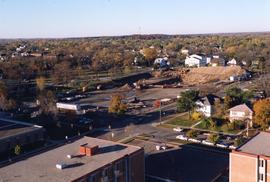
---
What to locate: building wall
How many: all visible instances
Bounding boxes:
[267,160,270,180]
[229,111,253,122]
[74,149,145,182]
[0,128,44,154]
[129,149,145,182]
[196,101,212,117]
[230,152,257,182]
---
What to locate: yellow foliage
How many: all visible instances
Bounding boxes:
[191,112,202,121]
[36,76,45,91]
[253,99,270,127]
[108,95,127,114]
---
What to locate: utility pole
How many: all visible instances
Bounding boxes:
[159,102,162,123]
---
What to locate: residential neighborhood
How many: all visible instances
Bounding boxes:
[0,1,270,182]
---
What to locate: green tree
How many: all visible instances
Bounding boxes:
[14,145,21,155]
[224,87,253,109]
[177,90,199,117]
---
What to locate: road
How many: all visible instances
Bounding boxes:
[89,102,180,143]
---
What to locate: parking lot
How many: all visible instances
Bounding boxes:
[145,145,229,182]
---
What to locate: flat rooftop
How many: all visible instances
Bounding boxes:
[237,132,270,156]
[0,118,43,139]
[0,136,142,182]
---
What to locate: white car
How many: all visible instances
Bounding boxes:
[202,140,214,146]
[173,127,183,132]
[176,135,188,141]
[188,138,200,143]
[156,145,167,151]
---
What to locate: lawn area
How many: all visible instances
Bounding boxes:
[166,113,200,127]
[194,121,242,134]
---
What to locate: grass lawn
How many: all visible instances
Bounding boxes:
[166,113,200,127]
[195,121,242,134]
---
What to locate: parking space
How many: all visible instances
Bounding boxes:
[145,145,229,182]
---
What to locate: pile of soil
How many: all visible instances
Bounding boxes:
[119,83,133,91]
[182,66,246,84]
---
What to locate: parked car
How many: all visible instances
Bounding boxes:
[173,127,183,132]
[176,135,188,141]
[202,140,214,146]
[156,144,168,151]
[78,117,93,125]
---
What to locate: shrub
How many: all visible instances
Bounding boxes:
[186,130,197,138]
[191,112,202,121]
[208,134,219,143]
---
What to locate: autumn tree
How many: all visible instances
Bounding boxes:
[36,76,46,91]
[52,62,72,84]
[214,99,224,118]
[142,47,157,66]
[108,95,127,115]
[253,99,270,128]
[0,81,16,111]
[38,90,57,115]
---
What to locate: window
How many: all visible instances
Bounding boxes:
[259,173,264,181]
[259,159,264,167]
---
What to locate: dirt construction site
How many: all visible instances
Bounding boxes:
[156,65,246,85]
[78,66,247,109]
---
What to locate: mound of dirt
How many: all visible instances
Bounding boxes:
[119,83,133,91]
[182,66,246,84]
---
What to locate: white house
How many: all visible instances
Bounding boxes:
[229,103,253,122]
[185,54,207,67]
[195,94,221,117]
[181,49,189,55]
[227,58,237,66]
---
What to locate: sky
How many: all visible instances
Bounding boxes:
[0,0,270,38]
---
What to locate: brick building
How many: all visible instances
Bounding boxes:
[230,132,270,182]
[0,136,145,182]
[0,118,45,155]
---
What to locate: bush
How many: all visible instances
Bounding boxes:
[186,130,197,138]
[201,119,211,128]
[208,134,219,143]
[191,112,202,121]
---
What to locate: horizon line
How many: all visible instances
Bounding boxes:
[1,30,270,40]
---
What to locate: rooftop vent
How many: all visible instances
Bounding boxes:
[79,143,99,156]
[56,163,67,170]
[66,154,73,159]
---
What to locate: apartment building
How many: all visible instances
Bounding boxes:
[0,136,144,182]
[230,132,270,182]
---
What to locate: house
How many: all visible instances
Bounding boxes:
[181,49,189,55]
[185,54,207,67]
[229,103,253,122]
[227,58,237,66]
[0,136,145,182]
[195,94,221,117]
[210,56,226,67]
[230,132,270,182]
